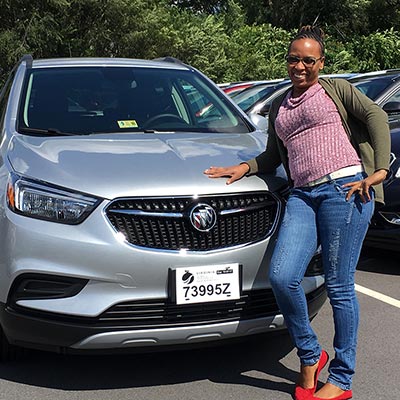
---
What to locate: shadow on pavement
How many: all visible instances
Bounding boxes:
[0,332,296,395]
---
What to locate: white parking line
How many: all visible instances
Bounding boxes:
[355,284,400,308]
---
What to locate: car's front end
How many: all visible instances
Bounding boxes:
[0,56,326,357]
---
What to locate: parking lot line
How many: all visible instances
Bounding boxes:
[355,284,400,308]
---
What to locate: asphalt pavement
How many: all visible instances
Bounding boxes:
[0,248,398,400]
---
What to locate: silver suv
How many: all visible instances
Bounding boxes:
[0,55,326,360]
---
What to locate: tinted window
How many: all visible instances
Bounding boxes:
[232,85,279,112]
[18,67,252,135]
[353,76,397,100]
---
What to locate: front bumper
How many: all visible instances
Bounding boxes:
[0,285,326,353]
[0,189,326,354]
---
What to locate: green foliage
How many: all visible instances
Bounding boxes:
[0,0,400,87]
[226,24,291,81]
[367,0,400,32]
[349,29,400,71]
[323,36,354,73]
[165,11,231,82]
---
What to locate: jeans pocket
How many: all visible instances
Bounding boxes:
[332,172,365,196]
[332,181,350,196]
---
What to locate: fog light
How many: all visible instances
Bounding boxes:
[8,274,88,305]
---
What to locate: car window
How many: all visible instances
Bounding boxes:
[18,67,252,135]
[353,76,396,100]
[381,85,400,128]
[383,86,400,103]
[232,85,278,112]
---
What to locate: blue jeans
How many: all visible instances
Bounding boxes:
[269,172,374,390]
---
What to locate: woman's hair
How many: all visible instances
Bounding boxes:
[288,25,325,56]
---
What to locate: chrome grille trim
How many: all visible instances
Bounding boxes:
[109,209,184,218]
[105,192,281,251]
[219,201,275,215]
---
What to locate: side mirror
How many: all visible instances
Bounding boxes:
[258,103,270,117]
[249,113,268,133]
[382,102,400,113]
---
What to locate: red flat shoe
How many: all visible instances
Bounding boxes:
[294,350,329,400]
[313,389,352,400]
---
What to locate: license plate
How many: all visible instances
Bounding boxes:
[174,263,241,305]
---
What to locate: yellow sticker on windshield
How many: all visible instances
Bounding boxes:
[117,120,138,128]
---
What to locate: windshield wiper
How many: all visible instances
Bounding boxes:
[18,127,78,136]
[83,129,168,135]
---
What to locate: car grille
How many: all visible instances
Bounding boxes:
[105,192,280,251]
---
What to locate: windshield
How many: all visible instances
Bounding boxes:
[18,66,252,135]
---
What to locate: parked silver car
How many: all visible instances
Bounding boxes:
[0,56,326,360]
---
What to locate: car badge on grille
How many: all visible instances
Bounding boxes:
[189,204,217,232]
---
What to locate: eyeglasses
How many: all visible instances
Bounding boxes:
[285,55,324,67]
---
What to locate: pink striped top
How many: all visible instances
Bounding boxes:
[274,83,361,187]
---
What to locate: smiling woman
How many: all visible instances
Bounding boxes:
[285,26,325,97]
[204,25,391,400]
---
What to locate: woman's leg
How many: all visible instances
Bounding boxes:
[269,189,321,366]
[316,174,374,392]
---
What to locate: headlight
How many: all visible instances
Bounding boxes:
[7,175,100,224]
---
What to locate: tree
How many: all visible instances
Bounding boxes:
[168,0,229,14]
[367,0,400,32]
[0,0,400,87]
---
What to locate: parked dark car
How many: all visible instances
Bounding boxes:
[349,70,400,129]
[364,127,400,251]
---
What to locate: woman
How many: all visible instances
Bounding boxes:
[204,26,390,400]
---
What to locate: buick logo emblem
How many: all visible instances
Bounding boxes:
[189,204,217,232]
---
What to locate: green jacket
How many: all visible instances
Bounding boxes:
[246,77,391,204]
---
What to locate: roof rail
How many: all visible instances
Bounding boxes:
[20,54,33,69]
[153,56,185,65]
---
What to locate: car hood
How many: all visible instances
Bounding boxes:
[8,132,283,199]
